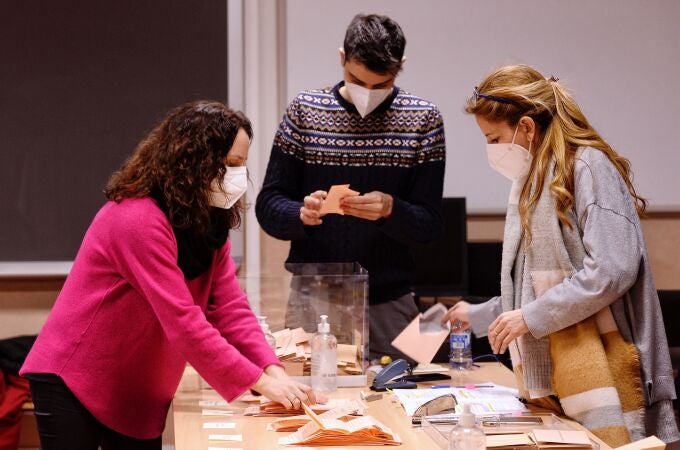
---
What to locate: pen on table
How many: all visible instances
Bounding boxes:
[431,384,495,389]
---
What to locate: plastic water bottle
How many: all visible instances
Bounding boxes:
[257,316,277,351]
[311,315,337,392]
[449,328,472,370]
[448,403,485,450]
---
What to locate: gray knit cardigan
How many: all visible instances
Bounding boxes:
[469,148,679,442]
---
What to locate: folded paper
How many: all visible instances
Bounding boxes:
[319,184,360,215]
[278,402,400,446]
[391,303,450,364]
[244,398,362,417]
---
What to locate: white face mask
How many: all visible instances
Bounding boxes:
[209,165,247,209]
[344,82,392,118]
[486,125,533,181]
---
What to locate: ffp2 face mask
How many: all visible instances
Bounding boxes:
[209,165,247,209]
[486,125,533,181]
[344,82,392,118]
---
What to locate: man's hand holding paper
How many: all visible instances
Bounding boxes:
[317,184,360,216]
[340,190,393,221]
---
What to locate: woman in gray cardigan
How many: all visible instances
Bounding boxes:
[444,64,678,445]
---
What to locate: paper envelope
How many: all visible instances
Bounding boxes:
[319,184,360,215]
[391,303,450,364]
[532,429,592,446]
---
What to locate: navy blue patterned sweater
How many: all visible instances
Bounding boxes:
[256,82,446,303]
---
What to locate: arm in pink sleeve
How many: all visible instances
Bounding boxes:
[106,204,264,401]
[206,241,282,370]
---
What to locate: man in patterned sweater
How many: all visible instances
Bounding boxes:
[256,14,446,362]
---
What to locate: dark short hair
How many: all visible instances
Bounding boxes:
[343,14,406,77]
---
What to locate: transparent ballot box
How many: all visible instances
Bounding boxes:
[239,262,369,388]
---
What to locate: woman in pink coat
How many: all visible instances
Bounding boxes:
[21,101,315,449]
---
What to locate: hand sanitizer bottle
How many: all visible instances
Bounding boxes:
[257,315,277,351]
[448,404,485,450]
[311,315,337,392]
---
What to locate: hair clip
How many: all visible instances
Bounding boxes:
[548,75,559,83]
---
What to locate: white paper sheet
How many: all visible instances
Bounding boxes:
[392,383,528,416]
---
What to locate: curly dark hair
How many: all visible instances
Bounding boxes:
[105,100,252,233]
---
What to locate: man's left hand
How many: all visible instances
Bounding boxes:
[488,309,529,354]
[340,191,393,221]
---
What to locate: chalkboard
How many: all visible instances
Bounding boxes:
[285,0,680,213]
[0,1,228,261]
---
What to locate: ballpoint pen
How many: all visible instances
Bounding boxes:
[431,384,495,389]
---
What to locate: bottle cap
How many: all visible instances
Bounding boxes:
[318,315,330,333]
[459,403,476,428]
[257,315,271,333]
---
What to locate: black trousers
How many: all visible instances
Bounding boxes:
[28,376,162,450]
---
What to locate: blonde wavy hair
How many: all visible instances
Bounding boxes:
[465,64,646,240]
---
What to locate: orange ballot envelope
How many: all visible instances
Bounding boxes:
[277,402,401,446]
[319,184,360,215]
[268,400,365,432]
[391,303,450,364]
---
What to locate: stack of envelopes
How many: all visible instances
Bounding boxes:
[243,398,364,418]
[267,400,365,432]
[272,327,362,375]
[485,429,594,450]
[277,402,401,446]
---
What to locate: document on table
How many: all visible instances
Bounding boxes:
[208,434,243,441]
[203,422,236,429]
[531,429,592,448]
[202,409,235,416]
[198,399,228,407]
[486,433,534,448]
[392,383,528,416]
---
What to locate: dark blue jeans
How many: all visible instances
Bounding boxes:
[28,375,162,450]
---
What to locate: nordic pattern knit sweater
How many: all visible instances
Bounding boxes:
[256,82,446,302]
[21,198,280,439]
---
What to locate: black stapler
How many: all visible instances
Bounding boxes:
[370,359,417,391]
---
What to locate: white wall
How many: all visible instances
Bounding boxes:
[285,0,680,212]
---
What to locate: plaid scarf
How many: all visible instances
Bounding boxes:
[500,161,645,446]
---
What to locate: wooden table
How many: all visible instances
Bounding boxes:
[173,363,610,450]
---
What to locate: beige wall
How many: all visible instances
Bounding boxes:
[468,213,680,290]
[0,279,63,340]
[2,214,678,341]
[258,214,680,291]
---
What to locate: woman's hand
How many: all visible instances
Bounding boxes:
[300,190,327,226]
[488,309,529,354]
[251,365,317,409]
[441,301,471,330]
